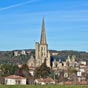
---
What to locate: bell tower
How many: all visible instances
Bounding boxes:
[35,17,50,67]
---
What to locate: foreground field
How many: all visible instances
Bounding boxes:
[0,85,88,88]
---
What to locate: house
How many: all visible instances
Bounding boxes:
[51,52,58,56]
[26,51,31,55]
[21,50,26,55]
[5,75,26,85]
[34,77,55,85]
[14,50,26,56]
[14,51,20,56]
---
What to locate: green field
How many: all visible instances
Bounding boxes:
[0,85,88,88]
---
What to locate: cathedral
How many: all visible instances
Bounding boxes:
[27,18,77,70]
[27,18,51,68]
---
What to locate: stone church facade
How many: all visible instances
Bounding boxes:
[27,18,77,70]
[27,18,51,68]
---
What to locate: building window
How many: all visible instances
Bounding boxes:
[15,80,20,85]
[44,48,46,51]
[41,47,43,51]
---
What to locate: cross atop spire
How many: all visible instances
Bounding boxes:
[40,17,47,44]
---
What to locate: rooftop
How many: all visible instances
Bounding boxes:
[5,75,26,79]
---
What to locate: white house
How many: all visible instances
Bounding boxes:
[21,50,26,55]
[14,51,20,56]
[77,72,82,77]
[5,75,26,85]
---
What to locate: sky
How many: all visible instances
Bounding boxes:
[0,0,88,51]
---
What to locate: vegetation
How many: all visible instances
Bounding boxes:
[0,49,34,64]
[0,49,88,64]
[54,50,88,61]
[16,64,34,84]
[0,85,88,88]
[0,64,18,77]
[34,62,51,79]
[68,67,77,74]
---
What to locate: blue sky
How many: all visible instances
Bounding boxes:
[0,0,88,51]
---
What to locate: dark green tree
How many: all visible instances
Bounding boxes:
[16,64,34,84]
[0,64,18,77]
[34,62,51,79]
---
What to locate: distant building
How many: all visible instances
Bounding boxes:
[35,18,51,67]
[14,51,20,56]
[14,50,26,56]
[34,77,55,85]
[27,18,51,68]
[26,51,31,55]
[5,75,26,85]
[21,50,26,55]
[27,55,35,68]
[80,61,86,68]
[52,55,77,70]
[51,52,58,56]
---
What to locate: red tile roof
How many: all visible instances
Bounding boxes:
[36,77,55,83]
[5,75,26,79]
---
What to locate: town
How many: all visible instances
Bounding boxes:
[0,18,88,86]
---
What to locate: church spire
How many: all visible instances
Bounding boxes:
[40,17,47,44]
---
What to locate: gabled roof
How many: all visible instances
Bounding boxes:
[36,77,55,83]
[5,75,26,79]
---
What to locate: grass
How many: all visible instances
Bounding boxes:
[0,85,88,88]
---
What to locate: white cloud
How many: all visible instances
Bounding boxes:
[0,0,37,11]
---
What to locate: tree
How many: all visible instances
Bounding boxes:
[16,64,34,84]
[34,62,51,79]
[0,64,18,77]
[68,67,77,75]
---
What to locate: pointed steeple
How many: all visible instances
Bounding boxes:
[40,17,47,44]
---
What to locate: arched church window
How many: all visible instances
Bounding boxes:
[41,47,43,51]
[44,47,45,50]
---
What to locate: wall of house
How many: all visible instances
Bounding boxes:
[5,78,16,85]
[5,78,26,85]
[20,79,26,85]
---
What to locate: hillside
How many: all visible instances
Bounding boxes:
[0,49,88,64]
